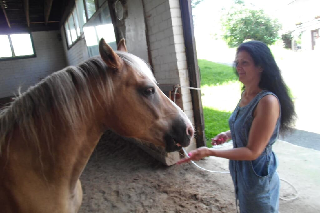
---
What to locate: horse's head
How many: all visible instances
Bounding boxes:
[98,39,194,152]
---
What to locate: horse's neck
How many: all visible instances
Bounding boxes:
[2,114,103,192]
[55,122,103,187]
[0,101,106,212]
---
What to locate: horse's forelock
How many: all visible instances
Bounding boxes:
[116,52,156,83]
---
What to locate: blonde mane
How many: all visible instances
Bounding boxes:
[0,57,114,154]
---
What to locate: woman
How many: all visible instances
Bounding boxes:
[178,40,295,213]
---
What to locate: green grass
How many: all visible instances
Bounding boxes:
[199,59,240,147]
[203,107,232,147]
[198,59,238,87]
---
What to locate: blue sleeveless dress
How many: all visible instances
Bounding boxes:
[228,90,280,213]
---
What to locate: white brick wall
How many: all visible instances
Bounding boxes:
[143,0,194,119]
[0,31,67,98]
[143,0,196,153]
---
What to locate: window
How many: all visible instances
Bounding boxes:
[85,0,96,19]
[65,0,91,48]
[75,0,86,33]
[0,33,35,59]
[64,0,116,49]
[73,10,81,37]
[68,14,78,43]
[83,3,116,57]
[65,22,73,46]
[98,0,106,8]
[0,35,12,58]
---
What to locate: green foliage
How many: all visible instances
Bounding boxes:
[191,0,204,8]
[234,0,245,4]
[198,59,238,87]
[281,32,293,49]
[221,6,281,47]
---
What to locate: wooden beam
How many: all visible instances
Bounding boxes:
[180,0,206,147]
[0,1,11,28]
[23,0,30,27]
[44,0,53,25]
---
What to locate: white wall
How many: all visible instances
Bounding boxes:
[0,31,67,98]
[125,0,149,62]
[143,0,194,124]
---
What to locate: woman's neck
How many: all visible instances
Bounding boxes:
[243,85,262,97]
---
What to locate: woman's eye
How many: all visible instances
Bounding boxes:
[144,87,155,96]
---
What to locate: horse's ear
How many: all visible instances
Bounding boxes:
[99,38,123,70]
[117,39,127,52]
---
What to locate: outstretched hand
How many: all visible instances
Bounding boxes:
[177,147,210,165]
[211,132,229,146]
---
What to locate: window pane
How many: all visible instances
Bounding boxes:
[85,0,96,19]
[96,24,116,44]
[98,0,106,8]
[0,35,12,57]
[76,0,87,31]
[65,22,72,46]
[83,26,98,46]
[10,34,34,56]
[68,14,77,42]
[73,10,81,36]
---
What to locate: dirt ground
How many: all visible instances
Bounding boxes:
[79,132,320,213]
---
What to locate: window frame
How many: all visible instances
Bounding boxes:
[0,33,36,61]
[64,11,83,49]
[63,0,111,50]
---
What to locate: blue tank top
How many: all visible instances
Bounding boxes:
[228,90,280,213]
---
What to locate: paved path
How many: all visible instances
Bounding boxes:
[280,128,320,151]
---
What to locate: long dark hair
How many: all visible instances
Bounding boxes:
[236,40,296,134]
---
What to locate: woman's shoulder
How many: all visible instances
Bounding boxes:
[256,94,280,115]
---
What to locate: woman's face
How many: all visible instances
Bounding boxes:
[235,50,262,85]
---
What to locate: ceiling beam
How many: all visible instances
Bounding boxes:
[44,0,53,25]
[0,1,11,28]
[23,0,30,27]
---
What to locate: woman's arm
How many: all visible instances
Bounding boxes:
[178,95,280,164]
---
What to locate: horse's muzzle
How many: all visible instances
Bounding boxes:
[164,117,193,152]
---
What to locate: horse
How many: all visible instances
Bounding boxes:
[0,38,194,213]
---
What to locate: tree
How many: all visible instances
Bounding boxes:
[191,0,203,8]
[221,6,281,47]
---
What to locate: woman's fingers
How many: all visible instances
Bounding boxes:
[177,157,192,165]
[212,137,224,145]
[177,148,208,165]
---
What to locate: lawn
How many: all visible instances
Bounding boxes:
[198,59,242,147]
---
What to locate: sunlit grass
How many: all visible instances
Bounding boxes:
[198,59,238,86]
[203,107,232,147]
[199,59,242,147]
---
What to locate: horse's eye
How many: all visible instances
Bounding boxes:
[143,87,155,96]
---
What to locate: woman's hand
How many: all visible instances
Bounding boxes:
[177,147,211,165]
[211,131,230,146]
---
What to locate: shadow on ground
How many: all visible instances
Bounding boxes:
[280,128,320,151]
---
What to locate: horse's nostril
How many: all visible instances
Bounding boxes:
[187,126,194,138]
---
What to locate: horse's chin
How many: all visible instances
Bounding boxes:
[164,134,190,152]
